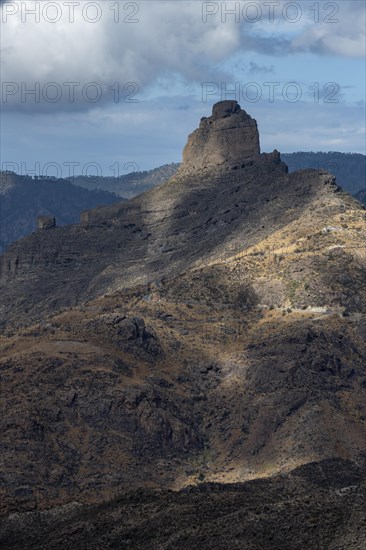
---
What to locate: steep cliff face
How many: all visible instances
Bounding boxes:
[181,100,260,172]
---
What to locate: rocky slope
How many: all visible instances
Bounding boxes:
[2,139,364,329]
[1,458,365,549]
[0,101,365,544]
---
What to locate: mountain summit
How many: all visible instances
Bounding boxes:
[181,100,260,172]
[0,103,365,524]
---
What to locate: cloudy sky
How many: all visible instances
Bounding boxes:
[1,0,365,177]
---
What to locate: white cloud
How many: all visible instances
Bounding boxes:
[291,1,366,58]
[1,1,240,111]
[1,1,364,113]
[0,0,364,170]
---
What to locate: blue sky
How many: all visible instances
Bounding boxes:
[1,0,365,176]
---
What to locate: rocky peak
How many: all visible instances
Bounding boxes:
[180,100,260,172]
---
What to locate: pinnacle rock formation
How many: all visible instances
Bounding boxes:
[181,100,260,172]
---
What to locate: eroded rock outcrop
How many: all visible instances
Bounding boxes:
[181,100,260,172]
[37,216,56,230]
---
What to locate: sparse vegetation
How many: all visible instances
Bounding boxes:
[1,104,365,547]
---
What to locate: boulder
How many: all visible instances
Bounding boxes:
[117,317,145,340]
[37,216,56,230]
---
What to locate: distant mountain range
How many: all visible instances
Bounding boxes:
[67,163,179,197]
[281,152,366,195]
[68,153,366,198]
[0,172,122,253]
[0,164,178,251]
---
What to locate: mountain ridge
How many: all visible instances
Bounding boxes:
[2,151,363,253]
[0,102,365,529]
